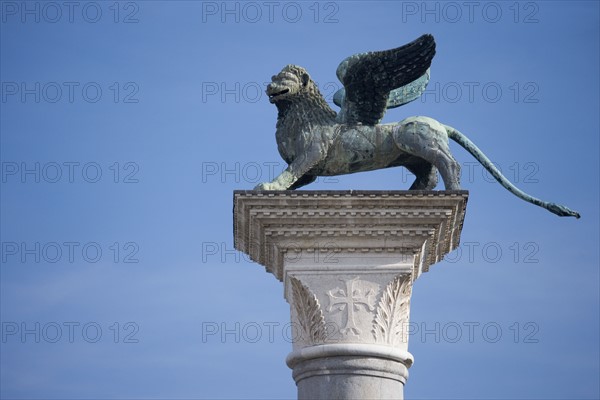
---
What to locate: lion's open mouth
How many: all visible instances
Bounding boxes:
[268,88,289,100]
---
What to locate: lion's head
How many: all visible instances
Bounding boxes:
[266,65,312,103]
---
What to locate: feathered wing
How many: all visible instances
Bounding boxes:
[333,69,431,111]
[386,68,431,109]
[335,34,436,125]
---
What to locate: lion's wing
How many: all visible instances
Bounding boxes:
[335,34,436,125]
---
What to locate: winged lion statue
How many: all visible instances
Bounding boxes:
[253,34,580,218]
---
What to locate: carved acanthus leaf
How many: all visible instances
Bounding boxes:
[291,276,327,344]
[372,274,412,345]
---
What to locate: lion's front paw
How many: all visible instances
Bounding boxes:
[254,182,275,191]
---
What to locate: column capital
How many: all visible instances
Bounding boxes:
[234,190,468,281]
[233,190,469,399]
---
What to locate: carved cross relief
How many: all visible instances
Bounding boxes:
[327,277,377,336]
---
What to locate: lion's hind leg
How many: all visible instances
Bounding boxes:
[393,117,461,190]
[406,163,438,190]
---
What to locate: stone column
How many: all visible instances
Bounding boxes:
[234,190,468,400]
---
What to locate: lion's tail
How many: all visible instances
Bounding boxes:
[444,124,580,218]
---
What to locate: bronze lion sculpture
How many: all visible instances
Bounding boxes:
[254,34,580,218]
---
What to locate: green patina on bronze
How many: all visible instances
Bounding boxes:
[254,34,580,218]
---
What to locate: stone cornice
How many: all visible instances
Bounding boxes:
[233,190,468,281]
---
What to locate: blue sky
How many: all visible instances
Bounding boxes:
[1,1,598,399]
